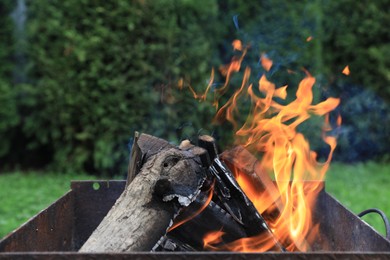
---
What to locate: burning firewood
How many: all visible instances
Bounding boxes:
[220,145,284,223]
[154,135,284,252]
[197,135,284,251]
[79,134,208,252]
[80,133,285,252]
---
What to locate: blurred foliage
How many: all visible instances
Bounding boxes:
[0,82,19,157]
[0,0,18,158]
[321,1,390,162]
[218,0,324,83]
[7,0,220,174]
[334,84,390,162]
[0,0,14,79]
[0,1,389,174]
[322,0,390,101]
[206,0,328,151]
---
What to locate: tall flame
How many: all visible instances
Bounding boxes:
[182,39,340,252]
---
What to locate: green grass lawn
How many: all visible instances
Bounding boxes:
[0,162,389,241]
[0,171,98,238]
[326,161,390,237]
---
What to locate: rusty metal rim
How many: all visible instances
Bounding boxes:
[2,251,390,257]
[2,180,390,254]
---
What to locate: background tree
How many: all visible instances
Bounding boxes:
[322,0,390,161]
[0,0,19,160]
[11,0,219,174]
[0,0,388,174]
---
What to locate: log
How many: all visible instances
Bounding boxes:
[198,135,219,161]
[127,132,174,187]
[154,191,249,251]
[79,135,207,252]
[197,136,281,229]
[126,131,141,186]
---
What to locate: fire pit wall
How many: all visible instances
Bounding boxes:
[0,180,389,254]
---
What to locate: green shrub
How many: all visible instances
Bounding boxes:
[0,0,14,79]
[322,0,390,102]
[21,0,220,174]
[0,0,18,159]
[1,1,389,173]
[0,82,19,158]
[334,84,390,162]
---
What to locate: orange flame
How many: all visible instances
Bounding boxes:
[260,53,273,72]
[215,40,248,108]
[217,44,339,251]
[168,180,215,232]
[222,69,339,251]
[182,40,340,252]
[178,69,215,101]
[232,39,243,51]
[203,230,225,250]
[204,230,282,252]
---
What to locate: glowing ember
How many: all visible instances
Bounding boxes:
[203,230,282,252]
[180,39,340,252]
[342,65,350,75]
[260,53,273,72]
[203,230,225,250]
[232,39,243,51]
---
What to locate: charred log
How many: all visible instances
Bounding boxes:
[154,190,248,251]
[198,135,219,161]
[79,135,207,252]
[81,134,285,252]
[209,158,285,251]
[198,136,284,251]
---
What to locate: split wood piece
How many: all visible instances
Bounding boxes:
[154,187,248,251]
[179,139,210,161]
[126,133,174,187]
[208,158,285,251]
[181,139,212,168]
[220,145,284,223]
[126,132,141,186]
[137,133,173,161]
[80,142,207,252]
[198,136,284,251]
[198,135,219,161]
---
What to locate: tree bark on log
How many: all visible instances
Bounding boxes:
[79,136,207,252]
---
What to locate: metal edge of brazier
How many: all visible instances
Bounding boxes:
[1,179,390,255]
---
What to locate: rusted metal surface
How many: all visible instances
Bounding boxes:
[0,190,74,252]
[1,252,390,259]
[1,180,390,257]
[0,180,124,252]
[71,180,125,250]
[311,189,390,251]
